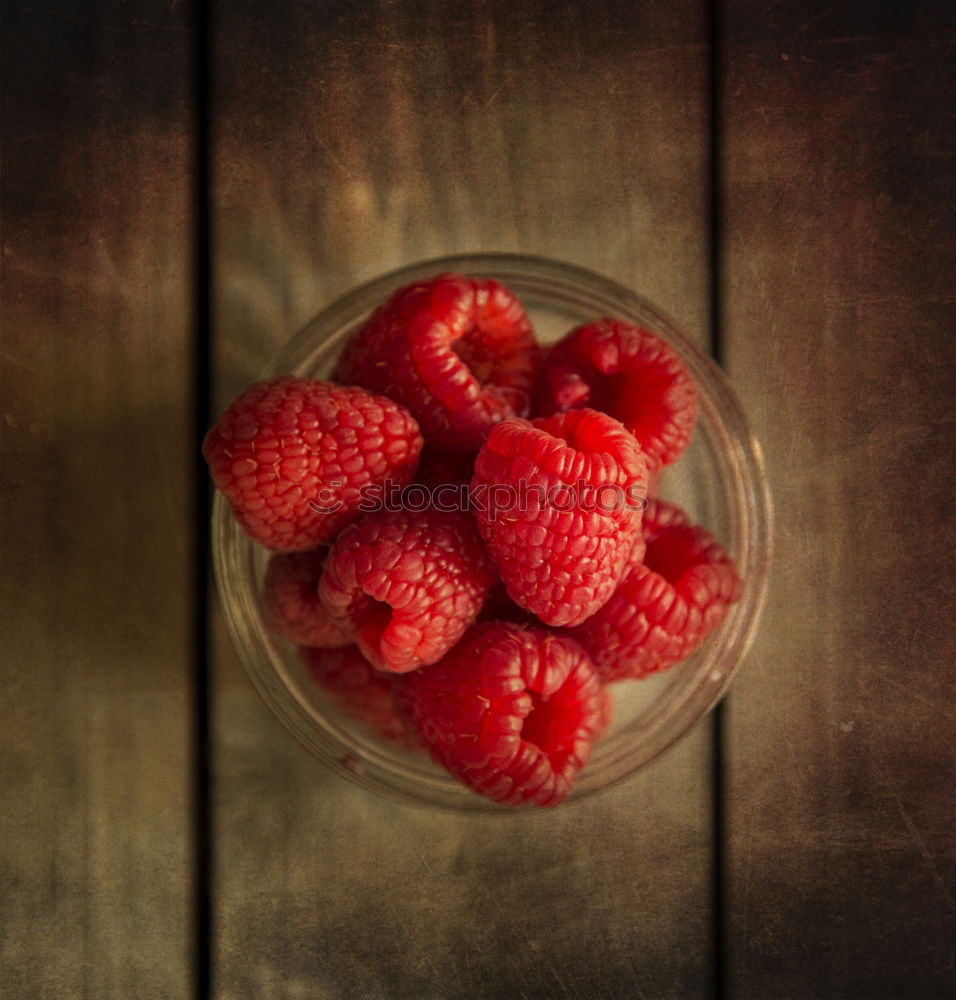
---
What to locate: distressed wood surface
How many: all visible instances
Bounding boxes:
[0,3,195,997]
[4,1,954,997]
[210,2,716,997]
[719,2,956,997]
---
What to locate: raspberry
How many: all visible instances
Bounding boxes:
[568,498,742,681]
[262,549,351,648]
[626,527,649,570]
[203,377,423,551]
[539,319,698,471]
[300,645,418,748]
[333,273,540,451]
[318,509,497,674]
[394,623,608,806]
[471,408,648,627]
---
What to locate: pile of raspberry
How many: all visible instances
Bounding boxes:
[204,273,741,807]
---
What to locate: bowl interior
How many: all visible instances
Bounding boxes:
[212,253,772,810]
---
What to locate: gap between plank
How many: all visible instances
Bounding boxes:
[192,0,213,996]
[708,2,728,999]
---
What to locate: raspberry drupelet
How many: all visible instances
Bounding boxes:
[318,508,497,674]
[300,645,419,749]
[333,273,540,451]
[203,377,423,551]
[471,407,649,627]
[568,498,742,681]
[394,622,609,807]
[262,549,351,649]
[539,318,698,471]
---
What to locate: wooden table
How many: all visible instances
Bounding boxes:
[3,2,953,997]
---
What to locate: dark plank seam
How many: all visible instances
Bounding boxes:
[708,2,727,999]
[193,0,213,996]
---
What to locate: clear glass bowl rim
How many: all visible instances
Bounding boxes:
[211,252,773,812]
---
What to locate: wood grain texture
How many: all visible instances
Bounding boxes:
[0,3,195,996]
[6,0,953,995]
[210,2,715,997]
[719,2,956,997]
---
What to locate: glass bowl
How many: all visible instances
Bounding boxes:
[212,253,772,810]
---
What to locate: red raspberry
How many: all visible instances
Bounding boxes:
[333,273,540,451]
[203,377,423,551]
[470,408,648,628]
[626,528,649,570]
[394,623,608,807]
[262,549,351,648]
[539,319,698,471]
[318,509,497,674]
[300,645,418,749]
[568,498,742,681]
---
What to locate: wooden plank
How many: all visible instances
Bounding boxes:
[0,4,195,996]
[210,1,716,997]
[719,2,956,996]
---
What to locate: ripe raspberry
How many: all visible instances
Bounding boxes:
[471,408,648,627]
[318,509,497,674]
[262,549,351,648]
[300,645,419,749]
[539,319,698,471]
[568,498,742,681]
[394,623,608,807]
[626,527,649,570]
[203,377,423,551]
[333,273,540,451]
